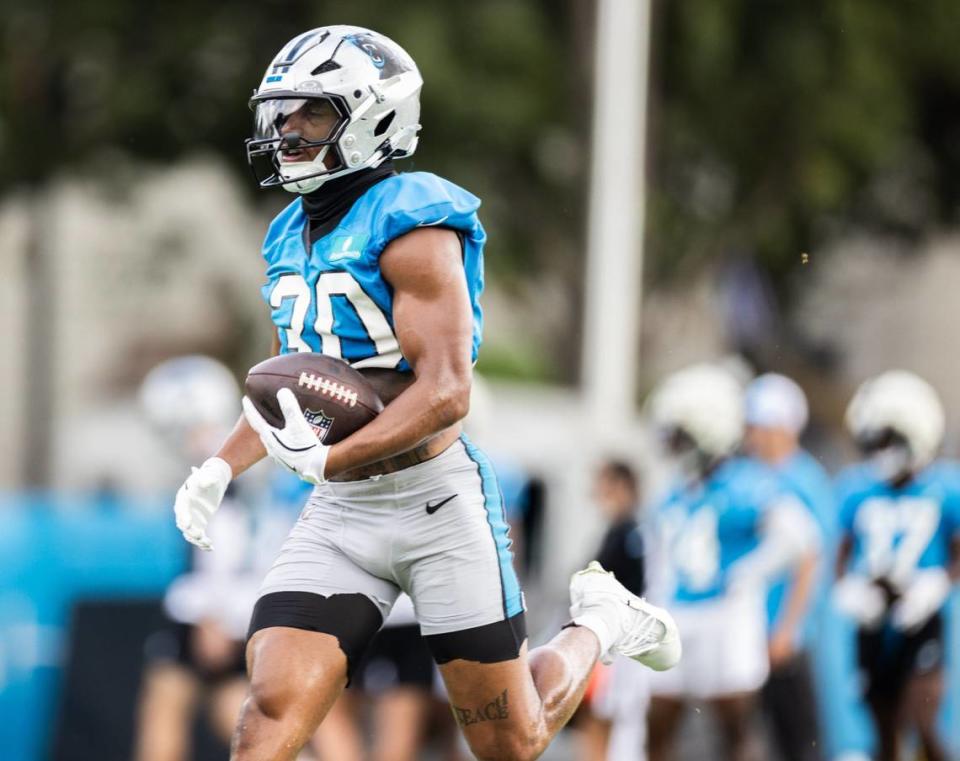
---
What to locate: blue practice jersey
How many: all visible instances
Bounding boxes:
[260,172,486,370]
[656,456,786,603]
[836,459,960,583]
[764,449,834,638]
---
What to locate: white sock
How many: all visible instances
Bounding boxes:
[571,612,616,657]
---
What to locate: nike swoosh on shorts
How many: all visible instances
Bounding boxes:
[425,493,458,514]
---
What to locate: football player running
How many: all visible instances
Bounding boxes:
[644,364,819,761]
[833,371,960,761]
[743,374,830,761]
[171,26,679,761]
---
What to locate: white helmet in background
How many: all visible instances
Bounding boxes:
[845,370,944,472]
[140,356,240,461]
[647,363,745,465]
[247,26,422,193]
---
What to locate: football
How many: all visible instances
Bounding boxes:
[244,353,384,445]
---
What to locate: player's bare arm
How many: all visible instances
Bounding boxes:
[323,225,473,479]
[769,549,818,665]
[209,417,266,480]
[950,536,960,581]
[835,534,853,579]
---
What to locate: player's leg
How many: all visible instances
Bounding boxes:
[230,489,400,761]
[900,615,948,761]
[403,439,677,760]
[209,676,250,746]
[711,693,762,761]
[646,697,686,761]
[856,625,902,761]
[370,686,432,761]
[438,627,601,761]
[232,627,351,760]
[905,669,946,761]
[760,653,823,761]
[573,664,613,761]
[405,439,594,759]
[185,619,250,746]
[363,621,437,761]
[133,662,199,761]
[432,579,673,761]
[863,693,899,761]
[575,712,612,761]
[309,687,366,761]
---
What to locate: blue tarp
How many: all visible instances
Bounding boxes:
[0,495,187,761]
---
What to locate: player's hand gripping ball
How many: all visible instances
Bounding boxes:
[243,354,383,483]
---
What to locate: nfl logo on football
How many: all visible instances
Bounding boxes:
[303,408,334,442]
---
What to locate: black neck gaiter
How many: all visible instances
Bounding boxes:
[301,161,397,242]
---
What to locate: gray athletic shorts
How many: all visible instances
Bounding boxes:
[258,436,525,636]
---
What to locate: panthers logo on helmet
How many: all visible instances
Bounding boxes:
[303,408,335,442]
[343,32,409,78]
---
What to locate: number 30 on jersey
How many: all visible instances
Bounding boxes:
[269,272,402,369]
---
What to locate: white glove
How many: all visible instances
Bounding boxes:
[242,388,329,485]
[173,457,232,551]
[891,568,951,633]
[832,574,886,628]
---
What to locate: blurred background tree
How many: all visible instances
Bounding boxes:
[1,0,589,279]
[647,0,960,292]
[2,0,595,384]
[5,0,960,383]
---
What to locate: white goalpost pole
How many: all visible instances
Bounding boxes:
[581,0,652,434]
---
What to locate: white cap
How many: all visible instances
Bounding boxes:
[744,373,809,434]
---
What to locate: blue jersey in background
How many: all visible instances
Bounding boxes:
[764,449,834,643]
[656,456,786,604]
[837,460,960,585]
[261,171,486,369]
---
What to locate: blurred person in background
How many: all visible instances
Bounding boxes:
[743,373,831,761]
[833,371,960,761]
[644,364,820,761]
[350,594,465,761]
[135,356,281,761]
[172,25,680,761]
[574,459,651,761]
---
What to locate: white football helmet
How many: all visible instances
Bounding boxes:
[246,26,422,193]
[647,363,745,465]
[845,370,945,472]
[140,356,240,461]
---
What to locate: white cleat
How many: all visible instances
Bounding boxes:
[570,561,681,671]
